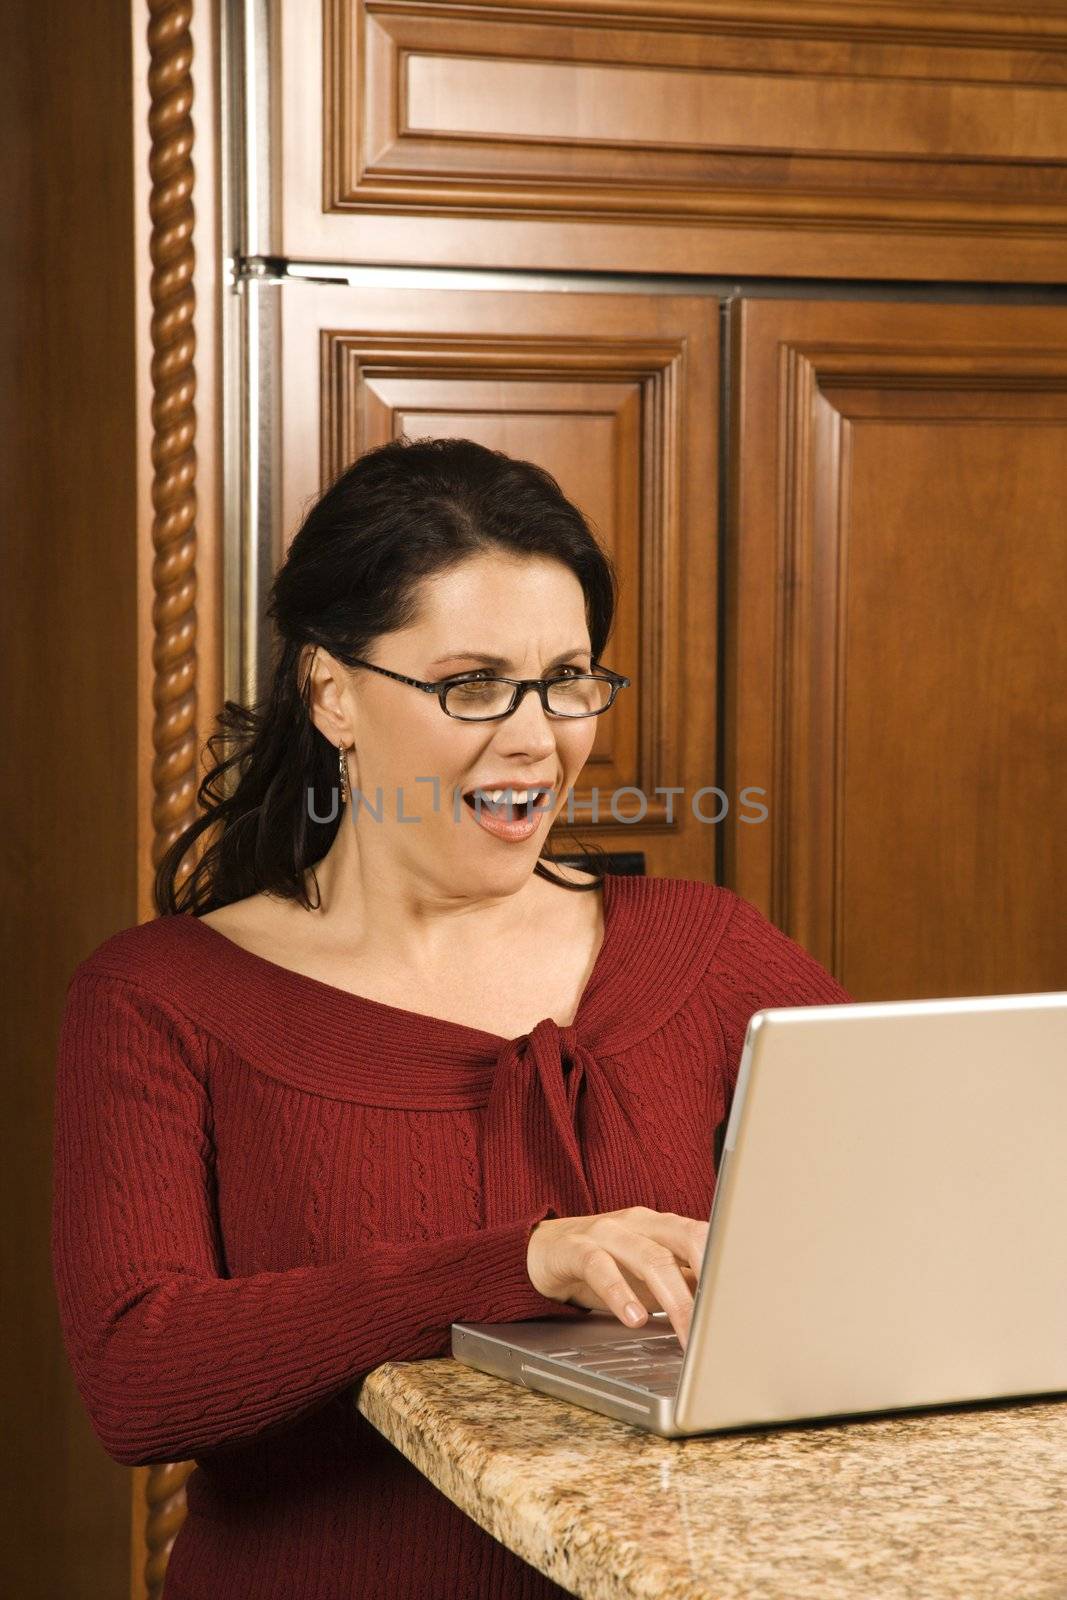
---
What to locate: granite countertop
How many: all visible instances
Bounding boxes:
[355,1360,1067,1599]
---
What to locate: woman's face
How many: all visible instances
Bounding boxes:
[324,552,601,893]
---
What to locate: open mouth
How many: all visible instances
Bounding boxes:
[462,786,553,819]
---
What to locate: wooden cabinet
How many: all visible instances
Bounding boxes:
[724,296,1067,997]
[278,0,1067,280]
[267,277,1067,976]
[278,280,720,879]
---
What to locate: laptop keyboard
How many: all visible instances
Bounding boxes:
[547,1332,685,1396]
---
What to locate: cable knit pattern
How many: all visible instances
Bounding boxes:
[51,873,851,1600]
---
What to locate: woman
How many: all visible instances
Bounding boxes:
[51,437,851,1600]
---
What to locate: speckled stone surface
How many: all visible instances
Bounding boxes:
[355,1360,1067,1599]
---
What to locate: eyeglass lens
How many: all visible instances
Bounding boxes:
[443,675,614,720]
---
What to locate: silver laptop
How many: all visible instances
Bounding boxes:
[452,990,1067,1437]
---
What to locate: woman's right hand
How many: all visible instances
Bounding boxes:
[526,1205,708,1350]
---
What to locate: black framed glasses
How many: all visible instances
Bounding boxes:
[348,657,631,721]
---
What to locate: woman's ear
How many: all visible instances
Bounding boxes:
[303,646,356,749]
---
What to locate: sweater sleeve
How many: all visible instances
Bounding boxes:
[706,889,854,1103]
[50,969,589,1469]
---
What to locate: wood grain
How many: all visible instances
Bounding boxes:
[725,296,1067,997]
[277,0,1067,277]
[282,283,720,881]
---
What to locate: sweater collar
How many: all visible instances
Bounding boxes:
[92,874,734,1110]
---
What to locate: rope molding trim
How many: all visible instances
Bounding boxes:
[148,0,200,874]
[144,0,198,1591]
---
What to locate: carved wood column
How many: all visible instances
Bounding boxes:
[148,0,200,873]
[137,1,200,1594]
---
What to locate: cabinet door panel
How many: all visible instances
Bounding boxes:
[280,284,718,879]
[277,0,1067,280]
[727,297,1067,997]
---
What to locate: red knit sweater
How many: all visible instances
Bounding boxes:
[51,874,851,1600]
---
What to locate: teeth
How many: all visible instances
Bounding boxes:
[479,788,540,803]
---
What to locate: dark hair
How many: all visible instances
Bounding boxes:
[154,436,622,916]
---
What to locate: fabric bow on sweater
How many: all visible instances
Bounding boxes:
[481,1016,661,1226]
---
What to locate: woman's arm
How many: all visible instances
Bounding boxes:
[51,971,586,1468]
[704,888,854,1104]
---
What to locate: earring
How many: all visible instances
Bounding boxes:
[338,743,349,806]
